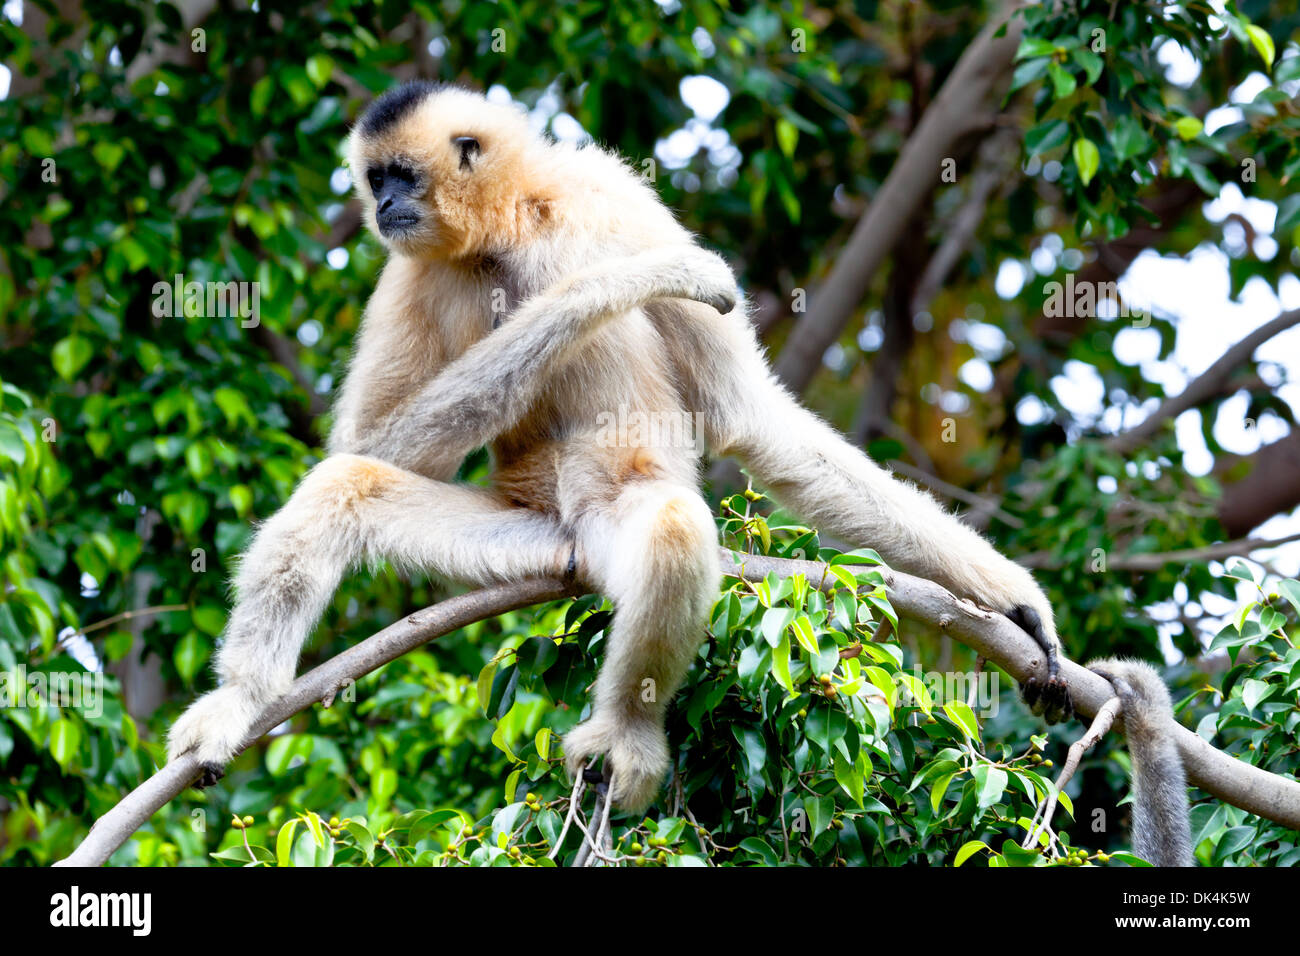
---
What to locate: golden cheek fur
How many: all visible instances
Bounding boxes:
[346,93,547,257]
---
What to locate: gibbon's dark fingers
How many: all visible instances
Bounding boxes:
[1088,658,1194,867]
[1008,604,1073,725]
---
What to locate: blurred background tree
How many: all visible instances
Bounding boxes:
[1,0,1298,866]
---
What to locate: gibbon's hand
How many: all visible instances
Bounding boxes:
[662,246,740,316]
[1005,603,1073,725]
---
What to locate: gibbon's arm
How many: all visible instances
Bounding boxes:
[1088,659,1194,867]
[328,244,737,478]
[646,298,1070,721]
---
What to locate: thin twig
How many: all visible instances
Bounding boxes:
[1023,696,1123,852]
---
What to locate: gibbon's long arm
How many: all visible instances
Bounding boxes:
[1088,659,1194,866]
[646,298,1071,722]
[328,244,737,478]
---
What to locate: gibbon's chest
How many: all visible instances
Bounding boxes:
[489,309,698,515]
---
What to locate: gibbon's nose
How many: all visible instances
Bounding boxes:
[377,195,394,214]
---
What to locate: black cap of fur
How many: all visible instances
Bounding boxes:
[358,80,443,139]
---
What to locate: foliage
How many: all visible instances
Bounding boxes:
[1,0,1298,866]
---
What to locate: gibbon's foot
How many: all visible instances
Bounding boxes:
[166,683,262,772]
[1005,604,1074,725]
[564,716,669,812]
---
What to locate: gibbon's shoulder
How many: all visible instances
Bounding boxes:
[537,136,671,212]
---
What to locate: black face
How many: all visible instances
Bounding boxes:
[368,161,421,237]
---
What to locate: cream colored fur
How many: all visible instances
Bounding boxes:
[169,85,1062,812]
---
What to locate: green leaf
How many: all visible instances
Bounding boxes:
[1224,558,1258,584]
[760,606,795,647]
[790,614,819,655]
[1014,37,1057,61]
[275,820,300,867]
[52,335,93,382]
[775,118,798,158]
[1174,117,1203,141]
[771,635,794,695]
[972,764,1008,809]
[306,54,334,88]
[954,840,989,867]
[476,661,498,712]
[1244,24,1275,69]
[535,727,552,761]
[1071,137,1100,187]
[1240,678,1273,712]
[942,700,981,743]
[1278,579,1300,616]
[1047,61,1076,99]
[930,772,956,814]
[49,718,81,769]
[1025,119,1069,156]
[173,631,210,683]
[371,766,397,805]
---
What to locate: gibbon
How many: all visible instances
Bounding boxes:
[168,82,1071,811]
[1088,659,1194,866]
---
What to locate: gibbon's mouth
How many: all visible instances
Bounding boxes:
[378,214,420,236]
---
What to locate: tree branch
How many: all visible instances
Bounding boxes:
[1218,429,1300,538]
[1018,531,1300,571]
[771,2,1026,394]
[1108,307,1300,456]
[55,547,1300,866]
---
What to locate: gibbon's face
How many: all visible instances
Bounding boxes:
[346,83,537,259]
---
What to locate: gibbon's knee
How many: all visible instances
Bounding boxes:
[607,484,720,615]
[236,455,402,575]
[294,453,402,513]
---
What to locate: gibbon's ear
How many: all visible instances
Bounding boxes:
[454,135,481,171]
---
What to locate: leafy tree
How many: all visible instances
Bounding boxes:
[1,0,1298,866]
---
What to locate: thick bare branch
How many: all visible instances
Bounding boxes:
[771,2,1026,393]
[56,546,1300,866]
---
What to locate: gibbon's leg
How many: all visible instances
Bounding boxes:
[563,480,721,811]
[167,453,574,780]
[338,244,740,478]
[645,299,1071,723]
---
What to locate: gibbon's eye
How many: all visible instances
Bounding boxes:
[366,167,384,193]
[386,162,417,185]
[453,135,481,171]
